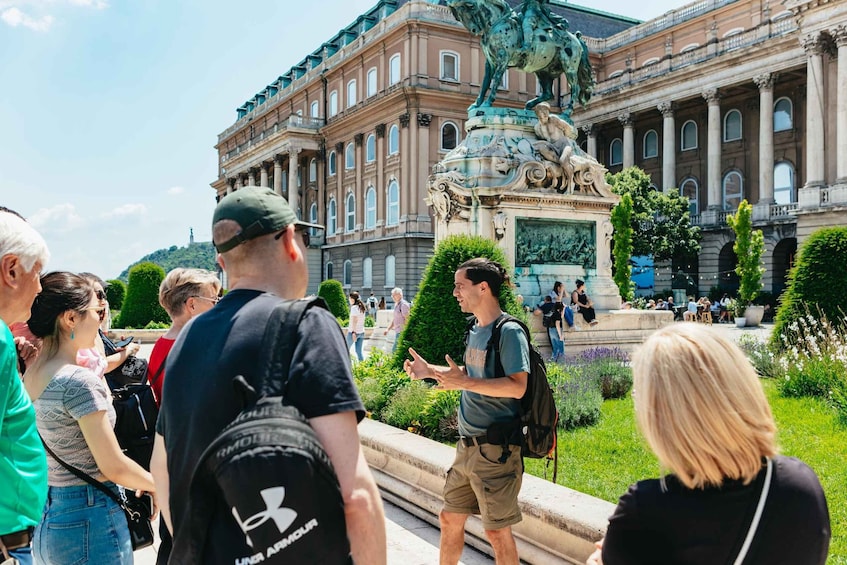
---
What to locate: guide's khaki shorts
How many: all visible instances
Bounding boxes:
[442,441,523,530]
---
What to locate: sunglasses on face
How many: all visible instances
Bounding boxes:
[191,295,220,305]
[274,226,310,247]
[95,289,107,301]
[85,307,107,322]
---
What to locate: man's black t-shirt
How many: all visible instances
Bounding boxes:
[602,455,830,565]
[157,290,365,541]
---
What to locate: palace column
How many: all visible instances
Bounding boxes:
[754,73,775,204]
[247,169,256,187]
[273,155,283,195]
[227,178,235,195]
[260,163,269,188]
[288,148,302,218]
[703,89,722,209]
[235,174,244,189]
[658,102,676,191]
[834,25,847,183]
[619,113,634,168]
[802,33,826,188]
[581,124,596,159]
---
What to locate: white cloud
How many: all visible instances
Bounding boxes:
[101,203,148,219]
[28,203,86,233]
[1,7,53,31]
[66,0,109,9]
[167,186,185,196]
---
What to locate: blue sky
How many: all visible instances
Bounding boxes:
[1,0,683,279]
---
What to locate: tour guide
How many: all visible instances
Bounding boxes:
[405,257,529,565]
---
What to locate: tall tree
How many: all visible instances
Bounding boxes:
[606,167,700,262]
[611,193,634,301]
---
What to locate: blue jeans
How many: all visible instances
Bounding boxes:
[347,332,364,361]
[9,545,32,565]
[548,327,564,361]
[33,482,132,565]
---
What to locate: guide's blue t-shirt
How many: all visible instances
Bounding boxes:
[458,315,529,437]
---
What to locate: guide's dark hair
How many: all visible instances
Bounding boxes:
[457,257,511,296]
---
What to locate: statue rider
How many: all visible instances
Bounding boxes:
[521,0,570,53]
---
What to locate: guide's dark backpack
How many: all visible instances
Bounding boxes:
[170,298,352,565]
[468,314,559,461]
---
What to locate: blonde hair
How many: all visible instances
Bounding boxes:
[632,324,776,489]
[159,268,222,318]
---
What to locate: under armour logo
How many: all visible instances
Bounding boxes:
[232,487,298,548]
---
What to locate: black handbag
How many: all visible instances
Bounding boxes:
[39,437,155,550]
[110,365,161,470]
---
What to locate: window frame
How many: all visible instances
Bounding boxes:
[722,170,744,211]
[328,150,336,176]
[681,120,698,151]
[327,197,337,235]
[385,255,396,288]
[309,203,318,237]
[723,109,742,142]
[440,50,459,82]
[345,143,355,170]
[609,138,623,166]
[346,79,357,108]
[363,257,373,288]
[774,97,793,132]
[680,177,699,216]
[387,179,400,226]
[367,67,378,97]
[343,259,352,287]
[365,186,377,229]
[441,121,459,152]
[366,134,376,163]
[329,90,338,117]
[308,158,317,182]
[345,192,356,232]
[389,54,401,85]
[774,161,795,205]
[388,125,399,155]
[643,129,659,159]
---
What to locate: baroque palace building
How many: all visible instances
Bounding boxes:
[211,0,847,300]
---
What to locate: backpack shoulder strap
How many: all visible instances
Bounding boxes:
[488,314,529,379]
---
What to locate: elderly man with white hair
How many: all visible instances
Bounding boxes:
[383,287,411,352]
[0,207,50,565]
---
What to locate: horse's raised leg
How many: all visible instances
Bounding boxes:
[526,72,554,109]
[470,61,494,112]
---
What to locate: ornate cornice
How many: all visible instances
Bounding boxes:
[417,113,432,127]
[657,102,675,117]
[800,33,825,56]
[399,113,411,128]
[753,73,775,91]
[617,112,633,127]
[702,88,720,104]
[832,25,847,48]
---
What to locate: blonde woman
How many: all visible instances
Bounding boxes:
[588,324,830,565]
[24,272,156,565]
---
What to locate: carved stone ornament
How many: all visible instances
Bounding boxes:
[833,25,847,48]
[335,142,344,153]
[375,123,386,138]
[618,112,633,127]
[702,88,720,104]
[657,102,674,117]
[492,211,508,240]
[417,113,433,127]
[800,33,825,56]
[399,113,411,128]
[354,133,364,147]
[753,73,775,90]
[580,124,594,136]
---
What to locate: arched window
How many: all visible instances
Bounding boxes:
[327,197,337,235]
[367,67,378,97]
[389,54,401,85]
[388,125,399,155]
[343,259,352,287]
[328,150,336,176]
[346,193,356,232]
[680,178,699,216]
[641,57,660,67]
[774,97,793,132]
[387,180,400,226]
[346,79,357,108]
[366,134,376,163]
[309,203,318,237]
[643,130,658,159]
[345,143,355,169]
[609,138,622,166]
[440,51,459,81]
[329,90,338,117]
[365,186,377,229]
[441,122,459,151]
[363,257,373,288]
[385,255,396,287]
[310,101,319,118]
[681,120,698,151]
[723,109,742,142]
[722,170,744,210]
[309,158,317,182]
[325,261,333,280]
[774,161,795,205]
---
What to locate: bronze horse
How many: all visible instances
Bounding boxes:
[447,0,593,118]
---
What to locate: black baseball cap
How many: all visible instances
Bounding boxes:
[212,186,323,253]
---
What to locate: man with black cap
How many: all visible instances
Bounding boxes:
[151,187,386,564]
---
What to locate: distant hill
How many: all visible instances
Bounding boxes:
[117,241,217,282]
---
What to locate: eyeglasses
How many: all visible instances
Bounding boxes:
[274,226,310,247]
[95,289,107,301]
[191,295,220,305]
[85,307,107,322]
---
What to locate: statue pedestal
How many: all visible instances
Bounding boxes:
[427,109,621,309]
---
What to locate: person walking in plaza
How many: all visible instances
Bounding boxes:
[587,324,830,565]
[347,291,367,362]
[0,209,50,565]
[404,258,529,565]
[151,187,386,564]
[25,272,157,565]
[384,287,411,351]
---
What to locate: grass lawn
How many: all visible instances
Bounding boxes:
[525,379,846,564]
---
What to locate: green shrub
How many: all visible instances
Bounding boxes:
[114,262,168,328]
[737,334,782,379]
[381,380,432,431]
[773,227,847,345]
[392,235,524,370]
[105,279,126,310]
[549,364,602,430]
[419,389,460,441]
[727,199,765,310]
[143,321,170,330]
[571,348,632,400]
[352,351,409,418]
[318,279,349,320]
[365,315,376,328]
[611,193,634,302]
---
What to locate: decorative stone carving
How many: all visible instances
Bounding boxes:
[354,133,364,146]
[702,88,720,104]
[800,33,825,55]
[833,25,847,48]
[417,113,432,127]
[618,112,633,127]
[375,123,386,138]
[753,73,775,90]
[334,142,344,153]
[657,101,674,116]
[580,124,594,136]
[492,211,508,240]
[399,113,410,128]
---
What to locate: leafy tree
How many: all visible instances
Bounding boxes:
[611,193,634,301]
[772,227,847,345]
[118,242,217,282]
[318,279,349,320]
[606,167,700,262]
[114,262,168,328]
[105,279,126,310]
[392,234,524,370]
[727,199,764,308]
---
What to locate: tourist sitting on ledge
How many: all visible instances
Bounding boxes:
[571,279,598,326]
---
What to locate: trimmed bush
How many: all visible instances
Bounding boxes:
[318,279,349,320]
[773,227,847,345]
[105,279,126,310]
[611,192,634,302]
[392,234,524,370]
[351,351,409,419]
[114,262,168,328]
[381,380,432,431]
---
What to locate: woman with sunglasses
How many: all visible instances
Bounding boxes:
[23,272,157,565]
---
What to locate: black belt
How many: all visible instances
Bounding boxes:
[460,435,489,447]
[0,527,33,551]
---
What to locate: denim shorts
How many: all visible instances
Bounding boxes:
[33,482,132,565]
